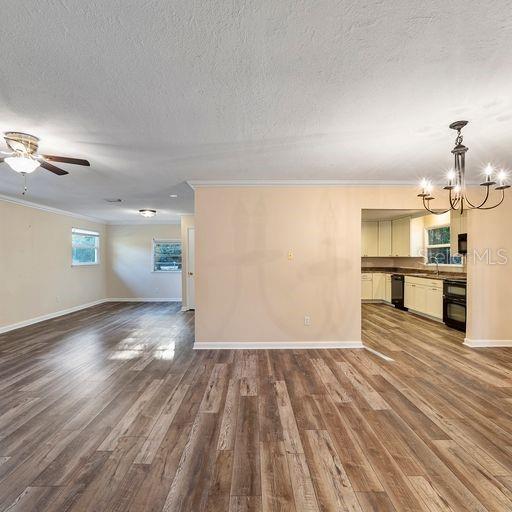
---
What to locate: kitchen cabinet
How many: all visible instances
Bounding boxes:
[362,273,389,302]
[384,274,392,303]
[391,217,411,257]
[425,286,443,318]
[372,273,385,301]
[361,273,373,299]
[404,276,443,320]
[450,210,468,256]
[378,220,392,256]
[409,217,424,257]
[361,220,392,257]
[361,222,379,257]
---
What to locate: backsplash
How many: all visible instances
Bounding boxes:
[361,256,466,273]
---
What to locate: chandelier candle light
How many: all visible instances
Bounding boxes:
[418,121,510,214]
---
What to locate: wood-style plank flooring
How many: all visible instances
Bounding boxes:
[1,302,512,511]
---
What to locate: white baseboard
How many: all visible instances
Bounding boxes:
[463,338,512,348]
[0,299,109,334]
[193,341,364,350]
[181,305,195,311]
[0,298,183,335]
[108,298,181,303]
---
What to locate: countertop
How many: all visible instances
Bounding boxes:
[362,267,467,282]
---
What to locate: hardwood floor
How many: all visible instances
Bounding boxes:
[1,302,512,511]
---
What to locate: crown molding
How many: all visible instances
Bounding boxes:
[187,179,482,189]
[187,179,419,189]
[0,193,107,224]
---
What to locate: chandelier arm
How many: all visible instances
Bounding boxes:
[449,188,460,210]
[465,185,489,209]
[471,189,505,210]
[422,196,450,215]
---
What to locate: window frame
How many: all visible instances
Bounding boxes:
[424,224,462,267]
[71,228,100,267]
[152,238,182,273]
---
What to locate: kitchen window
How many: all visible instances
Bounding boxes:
[72,228,100,265]
[426,226,462,265]
[153,240,182,272]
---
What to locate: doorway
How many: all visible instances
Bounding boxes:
[186,227,195,309]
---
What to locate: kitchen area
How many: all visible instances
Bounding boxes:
[361,209,467,332]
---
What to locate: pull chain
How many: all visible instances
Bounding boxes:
[22,172,28,195]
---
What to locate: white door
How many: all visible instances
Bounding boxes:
[186,227,195,309]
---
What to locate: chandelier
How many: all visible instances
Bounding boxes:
[418,121,510,214]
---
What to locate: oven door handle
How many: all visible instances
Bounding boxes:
[443,296,466,304]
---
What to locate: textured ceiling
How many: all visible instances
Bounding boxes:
[1,0,512,221]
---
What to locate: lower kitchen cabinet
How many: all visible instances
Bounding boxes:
[361,273,373,300]
[362,273,392,302]
[372,273,385,301]
[404,276,443,320]
[425,286,443,318]
[384,274,392,303]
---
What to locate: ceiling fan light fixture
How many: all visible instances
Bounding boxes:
[5,156,40,174]
[139,209,157,218]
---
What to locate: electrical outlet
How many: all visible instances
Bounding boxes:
[304,315,311,326]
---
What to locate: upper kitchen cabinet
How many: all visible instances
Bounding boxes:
[378,220,393,256]
[361,221,379,256]
[361,220,393,257]
[450,210,468,256]
[391,217,410,256]
[361,211,427,258]
[409,217,424,257]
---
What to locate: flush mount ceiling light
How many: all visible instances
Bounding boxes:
[169,194,178,198]
[418,121,510,214]
[139,209,157,218]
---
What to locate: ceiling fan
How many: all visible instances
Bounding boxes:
[0,132,90,176]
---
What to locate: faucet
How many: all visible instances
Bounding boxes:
[433,256,440,276]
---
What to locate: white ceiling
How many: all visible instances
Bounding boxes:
[1,1,512,222]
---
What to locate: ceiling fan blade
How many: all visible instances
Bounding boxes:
[39,160,69,176]
[40,154,90,166]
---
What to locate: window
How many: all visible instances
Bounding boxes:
[72,228,100,265]
[153,240,182,272]
[426,226,462,265]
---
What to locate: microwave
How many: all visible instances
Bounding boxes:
[458,233,467,255]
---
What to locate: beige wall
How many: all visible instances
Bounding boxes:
[0,198,107,330]
[195,186,429,344]
[467,199,512,341]
[195,186,511,345]
[106,224,182,300]
[180,214,195,309]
